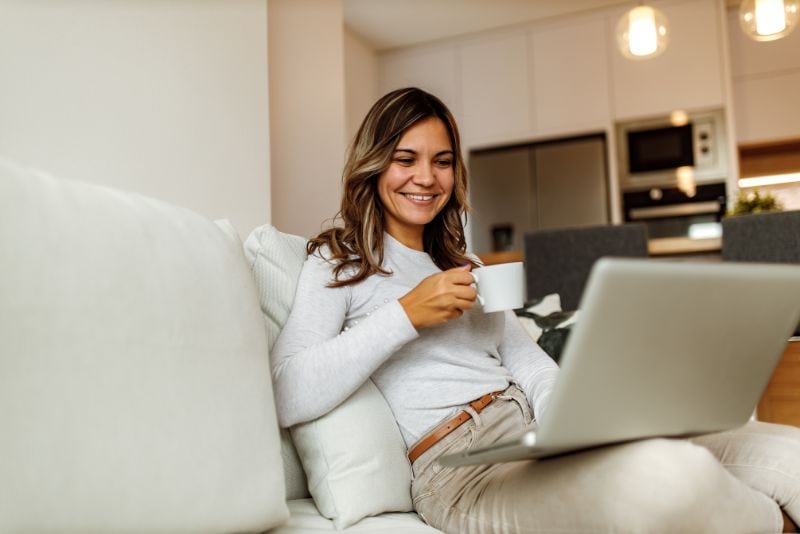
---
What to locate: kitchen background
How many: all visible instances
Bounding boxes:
[1,0,799,259]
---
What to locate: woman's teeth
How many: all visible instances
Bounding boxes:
[404,193,434,201]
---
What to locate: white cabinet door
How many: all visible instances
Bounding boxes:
[734,71,800,143]
[379,45,461,120]
[610,0,725,119]
[727,8,800,143]
[458,32,531,147]
[530,14,611,135]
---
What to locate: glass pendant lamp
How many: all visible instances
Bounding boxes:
[739,0,799,41]
[616,4,670,60]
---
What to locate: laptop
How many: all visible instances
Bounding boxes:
[440,257,800,467]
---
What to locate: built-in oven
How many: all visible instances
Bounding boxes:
[623,182,726,252]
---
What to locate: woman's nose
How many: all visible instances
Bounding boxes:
[413,163,435,186]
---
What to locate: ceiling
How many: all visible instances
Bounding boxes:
[343,0,633,51]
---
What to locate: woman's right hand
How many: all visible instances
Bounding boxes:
[399,265,478,329]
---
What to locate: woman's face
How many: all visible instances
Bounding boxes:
[377,117,455,249]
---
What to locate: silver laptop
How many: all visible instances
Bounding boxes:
[440,258,800,467]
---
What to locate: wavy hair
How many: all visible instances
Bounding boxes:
[308,87,475,287]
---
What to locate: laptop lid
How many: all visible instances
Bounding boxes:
[441,258,800,465]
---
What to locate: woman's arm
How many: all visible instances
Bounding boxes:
[271,254,418,427]
[498,311,560,422]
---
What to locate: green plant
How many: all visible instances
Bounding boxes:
[729,190,783,216]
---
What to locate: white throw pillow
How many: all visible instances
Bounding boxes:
[290,382,414,530]
[244,224,413,528]
[0,159,288,532]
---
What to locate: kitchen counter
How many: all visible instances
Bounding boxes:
[647,236,722,257]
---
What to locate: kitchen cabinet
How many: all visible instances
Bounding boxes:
[529,13,611,135]
[458,32,531,147]
[734,72,800,144]
[727,8,800,144]
[609,0,725,119]
[379,44,461,122]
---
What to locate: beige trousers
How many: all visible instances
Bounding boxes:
[410,385,800,534]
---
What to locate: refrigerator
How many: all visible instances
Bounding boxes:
[468,133,609,254]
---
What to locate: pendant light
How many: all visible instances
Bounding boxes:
[616,3,670,60]
[739,0,799,42]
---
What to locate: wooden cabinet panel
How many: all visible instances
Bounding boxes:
[758,341,800,427]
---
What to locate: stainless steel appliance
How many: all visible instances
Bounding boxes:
[616,109,728,191]
[617,110,729,253]
[469,133,609,254]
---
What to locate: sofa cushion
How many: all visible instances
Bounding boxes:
[0,158,288,532]
[268,499,441,533]
[243,224,310,500]
[245,224,414,528]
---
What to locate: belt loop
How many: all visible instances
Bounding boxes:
[464,405,482,429]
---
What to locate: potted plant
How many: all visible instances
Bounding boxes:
[729,189,783,216]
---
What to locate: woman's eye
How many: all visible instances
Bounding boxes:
[396,158,414,165]
[436,159,453,167]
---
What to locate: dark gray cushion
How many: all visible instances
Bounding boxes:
[523,223,648,310]
[722,210,800,263]
[721,210,800,337]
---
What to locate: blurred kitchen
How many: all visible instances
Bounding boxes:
[339,0,800,263]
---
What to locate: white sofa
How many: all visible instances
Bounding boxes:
[0,158,442,533]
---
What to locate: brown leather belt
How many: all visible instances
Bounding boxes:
[407,390,505,464]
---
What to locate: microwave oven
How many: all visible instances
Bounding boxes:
[616,109,729,192]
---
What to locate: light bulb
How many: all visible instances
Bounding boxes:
[616,4,670,60]
[740,0,799,41]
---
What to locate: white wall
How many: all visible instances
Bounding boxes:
[268,0,346,239]
[344,29,379,143]
[0,0,270,238]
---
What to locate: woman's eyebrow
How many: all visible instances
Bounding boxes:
[393,148,454,156]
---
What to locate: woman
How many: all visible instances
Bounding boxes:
[271,87,799,533]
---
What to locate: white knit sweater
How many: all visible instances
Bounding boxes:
[271,233,560,447]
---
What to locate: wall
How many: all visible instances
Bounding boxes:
[0,0,270,238]
[268,0,346,238]
[344,29,379,143]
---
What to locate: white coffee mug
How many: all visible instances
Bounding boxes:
[471,261,525,313]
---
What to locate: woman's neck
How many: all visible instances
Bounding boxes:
[385,227,424,251]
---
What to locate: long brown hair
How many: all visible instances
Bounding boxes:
[308,87,475,287]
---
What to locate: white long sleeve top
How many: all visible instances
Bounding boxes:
[271,232,560,447]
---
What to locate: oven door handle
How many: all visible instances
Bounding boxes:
[628,201,722,220]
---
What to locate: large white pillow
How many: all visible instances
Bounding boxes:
[244,224,413,528]
[0,158,288,532]
[244,224,311,501]
[290,382,414,530]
